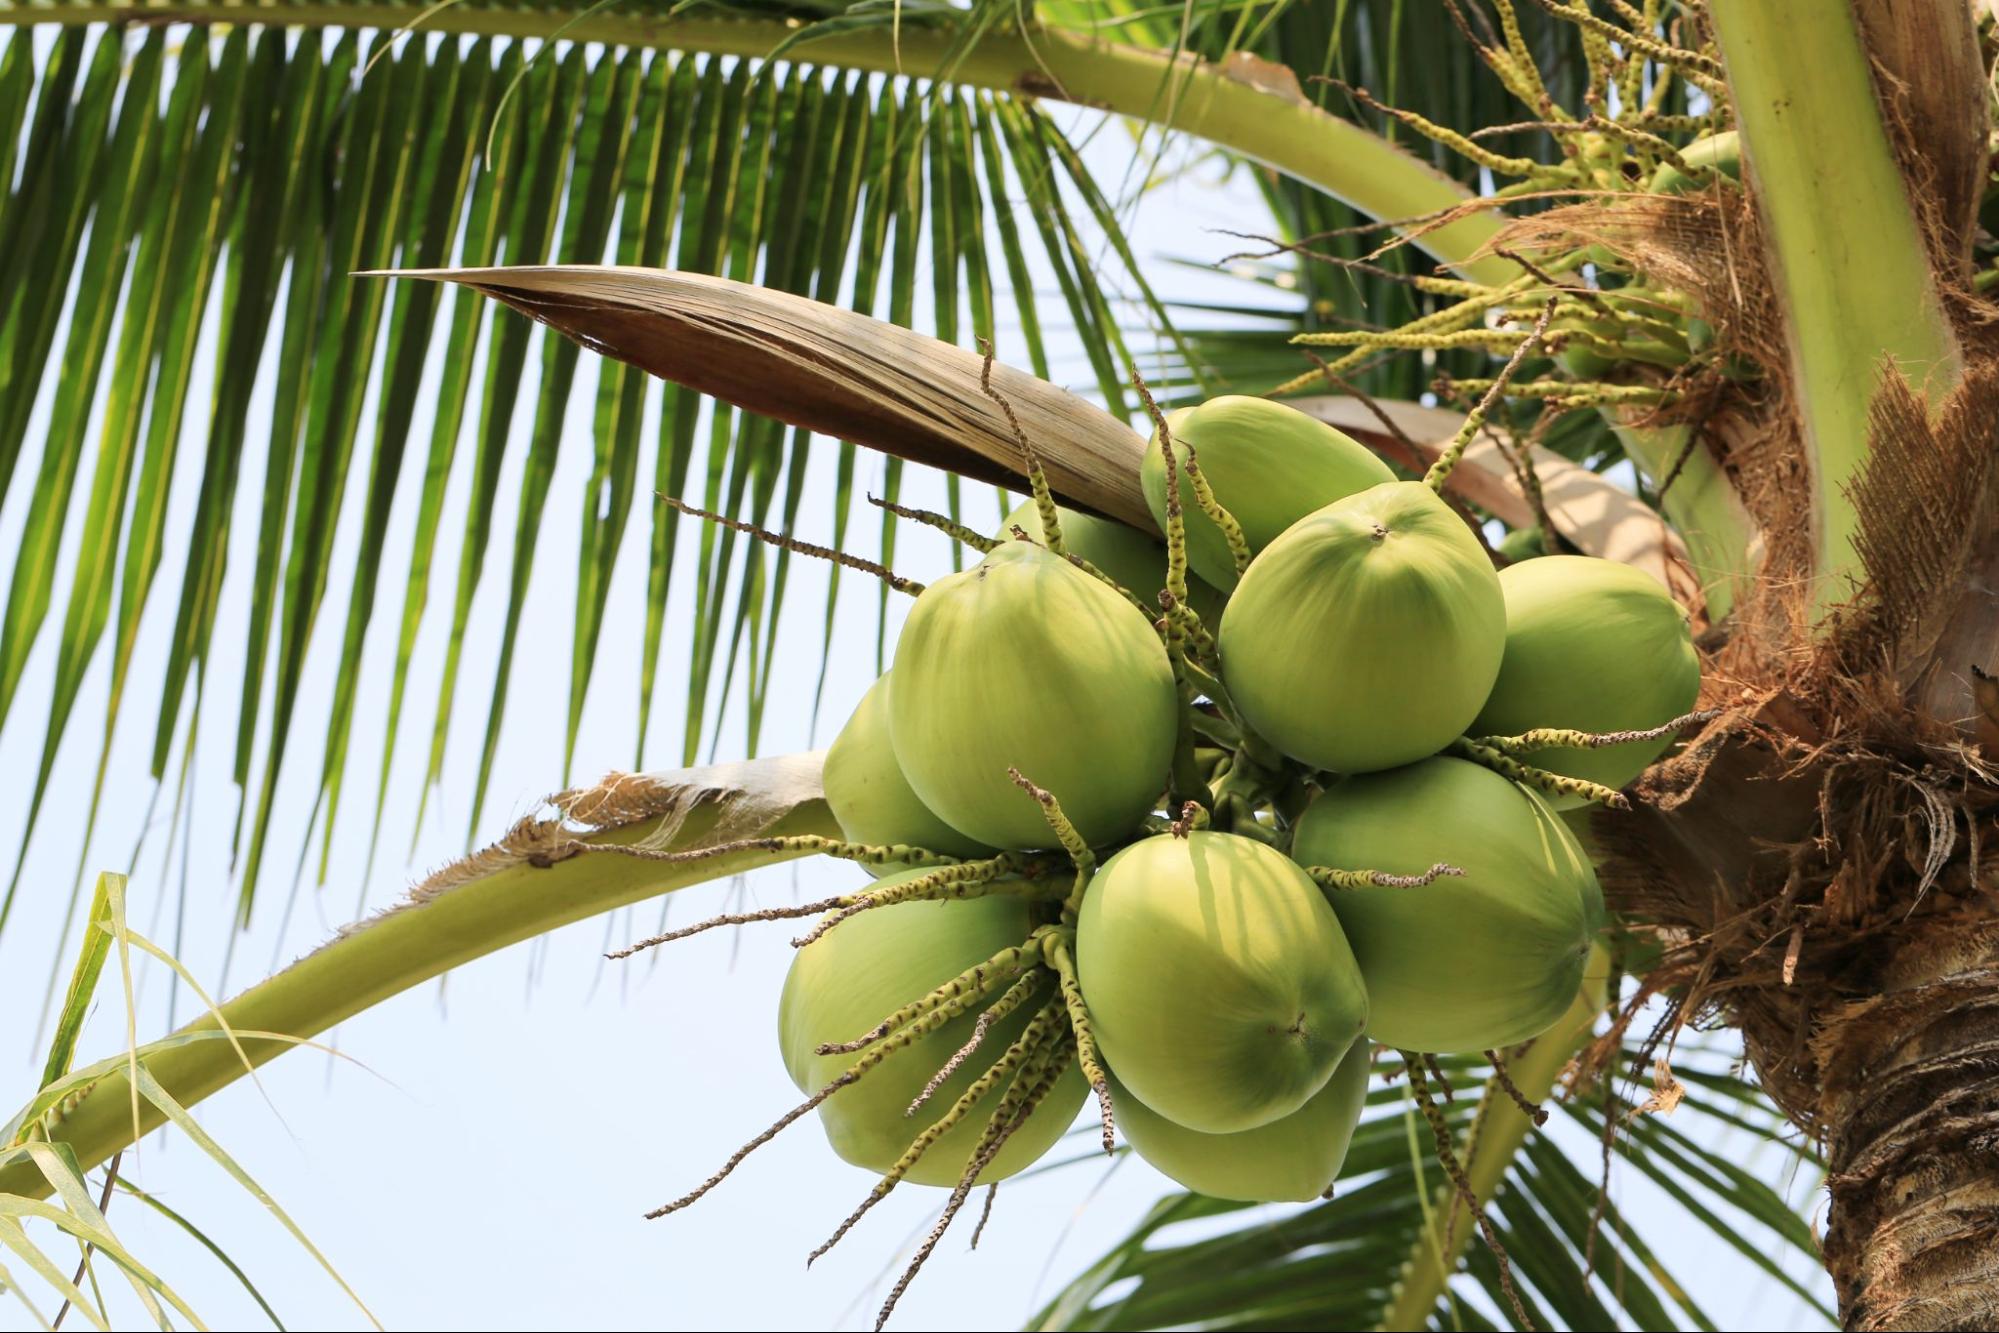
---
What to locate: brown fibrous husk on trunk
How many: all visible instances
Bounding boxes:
[1488,89,1999,1322]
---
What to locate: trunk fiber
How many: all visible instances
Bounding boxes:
[1815,929,1999,1330]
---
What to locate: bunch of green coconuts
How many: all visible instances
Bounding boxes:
[649,394,1700,1320]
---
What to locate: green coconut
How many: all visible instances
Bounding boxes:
[1218,481,1505,774]
[1648,130,1741,196]
[1139,396,1395,592]
[778,886,1086,1186]
[824,673,996,866]
[889,540,1177,849]
[1110,1033,1369,1203]
[1471,555,1700,807]
[1497,525,1548,563]
[1578,134,1742,277]
[1651,134,1741,354]
[997,498,1227,627]
[1558,340,1618,380]
[1076,831,1368,1134]
[1291,756,1603,1054]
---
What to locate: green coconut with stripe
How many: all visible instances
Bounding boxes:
[1140,396,1395,592]
[889,540,1177,850]
[1111,1033,1371,1203]
[1292,756,1602,1054]
[779,887,1085,1186]
[1471,555,1701,807]
[824,673,997,868]
[1076,831,1368,1134]
[1219,480,1505,774]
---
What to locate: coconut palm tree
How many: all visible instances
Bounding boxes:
[2,1,1993,1328]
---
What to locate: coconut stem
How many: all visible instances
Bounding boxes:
[1041,931,1115,1154]
[815,942,1039,1056]
[1527,0,1724,78]
[1069,554,1163,621]
[1179,656,1288,772]
[1324,77,1559,181]
[1307,862,1466,891]
[605,836,1003,958]
[1499,407,1559,558]
[1296,325,1541,353]
[1423,1053,1457,1103]
[644,1072,859,1219]
[603,832,967,874]
[1439,376,1671,408]
[906,968,1050,1114]
[1135,369,1192,617]
[1424,297,1557,493]
[790,855,1035,948]
[1004,769,1098,915]
[607,895,851,958]
[874,1036,1077,1331]
[1179,451,1252,579]
[1485,1048,1551,1126]
[648,994,1002,1218]
[658,494,923,595]
[1274,274,1541,395]
[1004,521,1161,623]
[1448,736,1632,809]
[977,338,1065,558]
[808,997,1066,1267]
[867,493,999,554]
[1489,0,1560,117]
[1130,369,1252,578]
[970,1184,999,1249]
[1581,111,1716,187]
[1474,708,1717,753]
[1403,1052,1536,1331]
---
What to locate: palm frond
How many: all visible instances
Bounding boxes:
[0,13,1163,932]
[1134,0,1603,403]
[0,751,838,1203]
[1035,1041,1832,1331]
[3,871,370,1328]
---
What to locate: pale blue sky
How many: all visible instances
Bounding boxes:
[0,28,1830,1331]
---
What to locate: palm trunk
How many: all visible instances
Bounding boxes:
[1602,665,1999,1330]
[1619,4,1999,1327]
[1815,928,1999,1330]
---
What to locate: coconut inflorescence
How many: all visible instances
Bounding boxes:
[621,358,1701,1328]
